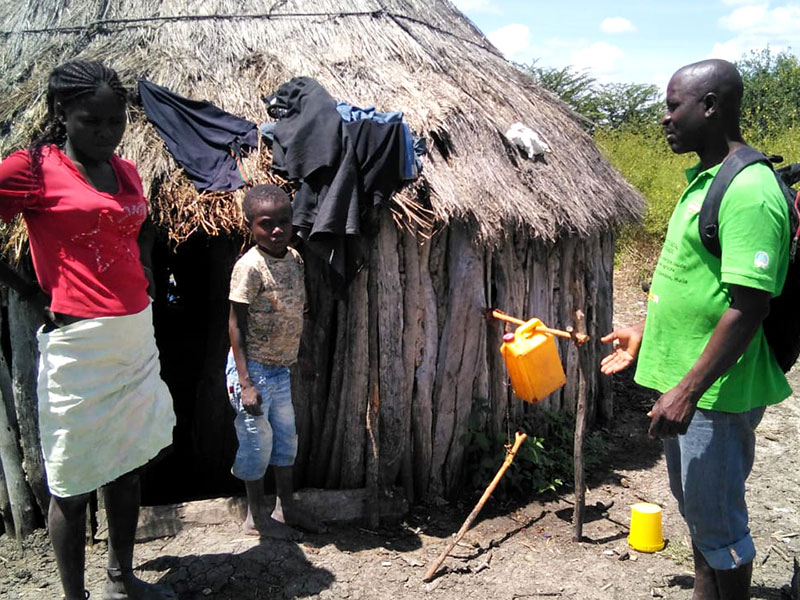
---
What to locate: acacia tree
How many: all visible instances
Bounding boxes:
[520,62,662,131]
[582,82,662,130]
[522,62,597,115]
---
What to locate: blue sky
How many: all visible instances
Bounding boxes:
[453,1,800,91]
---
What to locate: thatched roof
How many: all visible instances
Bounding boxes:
[0,0,643,245]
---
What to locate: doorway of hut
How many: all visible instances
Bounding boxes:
[143,231,247,505]
[144,228,350,506]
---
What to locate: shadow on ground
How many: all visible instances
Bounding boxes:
[138,539,334,599]
[597,367,663,476]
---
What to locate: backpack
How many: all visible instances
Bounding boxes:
[698,145,800,372]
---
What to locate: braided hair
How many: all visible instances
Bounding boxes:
[28,61,128,183]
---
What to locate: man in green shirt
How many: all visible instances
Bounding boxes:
[601,59,791,600]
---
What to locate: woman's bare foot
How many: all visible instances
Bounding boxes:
[104,569,176,600]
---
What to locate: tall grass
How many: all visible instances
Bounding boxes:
[595,124,800,281]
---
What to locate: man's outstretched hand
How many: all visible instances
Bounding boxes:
[600,323,644,375]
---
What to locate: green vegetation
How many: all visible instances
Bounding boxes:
[524,49,800,275]
[463,408,606,499]
[523,62,662,129]
[739,48,800,139]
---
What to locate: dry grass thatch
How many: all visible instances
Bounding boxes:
[0,0,643,250]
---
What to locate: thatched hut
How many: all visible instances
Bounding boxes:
[0,0,642,510]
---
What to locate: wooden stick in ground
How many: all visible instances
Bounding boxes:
[422,431,528,582]
[571,310,589,541]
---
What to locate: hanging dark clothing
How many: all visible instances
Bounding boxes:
[138,79,258,192]
[268,77,342,180]
[268,77,406,289]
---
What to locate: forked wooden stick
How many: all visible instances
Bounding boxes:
[422,431,528,582]
[490,309,589,346]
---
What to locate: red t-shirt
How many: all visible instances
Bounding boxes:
[0,145,150,318]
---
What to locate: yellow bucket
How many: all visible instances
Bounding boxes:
[628,502,665,552]
[500,318,566,403]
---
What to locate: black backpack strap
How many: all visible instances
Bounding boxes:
[698,146,771,257]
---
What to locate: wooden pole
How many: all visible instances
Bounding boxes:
[364,260,381,529]
[0,461,13,536]
[0,305,37,538]
[571,310,589,542]
[7,290,49,515]
[422,431,527,582]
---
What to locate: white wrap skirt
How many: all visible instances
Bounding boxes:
[37,304,176,498]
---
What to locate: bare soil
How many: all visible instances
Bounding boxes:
[2,278,799,600]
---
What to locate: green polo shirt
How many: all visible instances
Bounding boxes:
[634,160,792,412]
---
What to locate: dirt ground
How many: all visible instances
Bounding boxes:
[2,280,799,600]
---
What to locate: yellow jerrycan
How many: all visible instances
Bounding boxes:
[500,318,566,403]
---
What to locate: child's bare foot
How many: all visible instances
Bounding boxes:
[242,506,301,539]
[104,569,176,600]
[262,516,303,540]
[242,511,261,537]
[275,502,328,534]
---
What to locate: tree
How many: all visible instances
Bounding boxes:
[520,62,597,117]
[582,82,662,130]
[520,62,662,131]
[736,48,800,137]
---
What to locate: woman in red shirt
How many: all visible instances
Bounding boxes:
[0,61,175,600]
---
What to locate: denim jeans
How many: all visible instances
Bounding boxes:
[225,351,297,481]
[664,406,765,569]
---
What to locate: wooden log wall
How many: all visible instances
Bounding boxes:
[293,219,616,499]
[0,218,616,509]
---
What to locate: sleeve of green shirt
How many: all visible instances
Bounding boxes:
[718,163,789,296]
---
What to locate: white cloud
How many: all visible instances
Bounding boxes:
[600,17,636,34]
[714,3,800,60]
[719,4,769,31]
[571,42,625,80]
[710,39,748,61]
[487,23,533,61]
[650,72,671,95]
[452,0,502,14]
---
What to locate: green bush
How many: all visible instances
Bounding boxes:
[462,408,606,500]
[738,49,800,137]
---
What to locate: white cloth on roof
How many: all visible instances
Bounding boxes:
[505,122,551,158]
[37,303,175,497]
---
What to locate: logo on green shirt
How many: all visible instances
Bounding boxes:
[754,251,770,268]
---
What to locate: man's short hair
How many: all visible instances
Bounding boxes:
[677,59,743,122]
[242,184,290,223]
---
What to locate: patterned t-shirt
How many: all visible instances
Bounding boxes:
[229,245,305,366]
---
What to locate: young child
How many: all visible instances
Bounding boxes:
[226,184,323,538]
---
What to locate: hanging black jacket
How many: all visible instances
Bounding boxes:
[139,79,258,192]
[269,77,405,288]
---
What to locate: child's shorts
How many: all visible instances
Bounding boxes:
[225,351,298,481]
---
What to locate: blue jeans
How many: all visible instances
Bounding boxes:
[225,351,297,481]
[664,406,765,570]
